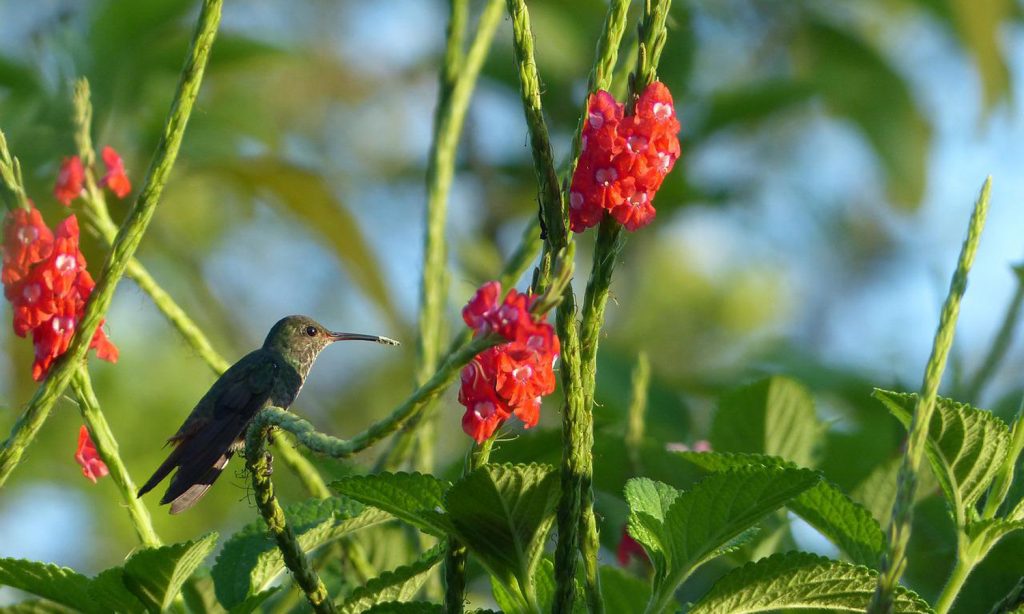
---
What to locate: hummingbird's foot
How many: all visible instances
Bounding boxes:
[263,452,274,477]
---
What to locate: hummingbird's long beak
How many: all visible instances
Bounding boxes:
[328,331,400,346]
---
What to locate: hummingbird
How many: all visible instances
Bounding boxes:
[137,314,398,514]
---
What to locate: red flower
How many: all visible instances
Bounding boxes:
[458,281,559,443]
[100,146,131,198]
[2,205,54,288]
[75,425,109,483]
[3,209,118,380]
[569,81,681,233]
[617,526,649,567]
[54,157,85,206]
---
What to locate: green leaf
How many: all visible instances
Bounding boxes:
[86,568,146,614]
[211,158,400,327]
[946,0,1012,111]
[599,565,651,614]
[0,559,98,614]
[0,601,73,614]
[689,552,933,613]
[696,79,815,138]
[965,518,1024,557]
[362,604,446,614]
[710,376,822,468]
[678,451,885,567]
[213,496,389,608]
[122,532,218,612]
[337,544,446,613]
[492,558,586,614]
[228,588,281,614]
[627,467,820,612]
[331,472,450,537]
[438,463,559,603]
[795,19,931,208]
[874,389,1011,522]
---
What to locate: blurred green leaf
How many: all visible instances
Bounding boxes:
[599,564,651,614]
[626,467,820,611]
[363,603,445,614]
[688,552,933,613]
[795,19,931,208]
[337,543,445,613]
[492,557,586,614]
[122,532,218,612]
[331,472,450,537]
[212,496,388,608]
[210,157,401,328]
[0,601,73,614]
[85,568,145,614]
[710,376,822,468]
[0,560,97,614]
[678,451,885,567]
[695,79,815,139]
[874,388,1011,524]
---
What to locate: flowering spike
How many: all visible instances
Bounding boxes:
[75,425,109,483]
[100,146,131,198]
[54,157,85,206]
[569,81,680,233]
[457,282,560,442]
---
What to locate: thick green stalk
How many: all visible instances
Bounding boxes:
[251,334,502,458]
[245,426,336,614]
[444,437,495,614]
[71,369,161,548]
[394,0,505,473]
[933,551,975,614]
[869,178,992,613]
[0,0,223,488]
[965,263,1024,402]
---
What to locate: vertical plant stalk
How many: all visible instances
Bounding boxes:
[575,2,672,610]
[444,437,495,614]
[626,351,651,474]
[246,426,336,614]
[933,553,976,614]
[0,131,31,210]
[965,262,1024,402]
[71,369,162,548]
[389,0,505,474]
[983,398,1024,519]
[869,178,992,614]
[0,0,223,488]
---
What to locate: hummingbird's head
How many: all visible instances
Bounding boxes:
[263,315,399,366]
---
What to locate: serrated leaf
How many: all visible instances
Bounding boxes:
[181,572,226,614]
[628,467,819,612]
[711,377,822,468]
[675,451,885,567]
[213,496,389,608]
[439,463,559,606]
[122,532,218,612]
[492,558,585,614]
[337,544,445,613]
[624,478,682,573]
[874,389,1011,523]
[228,588,281,614]
[689,551,933,613]
[331,472,450,537]
[86,568,146,613]
[0,559,98,614]
[966,518,1024,556]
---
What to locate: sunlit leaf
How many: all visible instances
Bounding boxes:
[122,532,218,612]
[337,544,445,613]
[331,472,450,537]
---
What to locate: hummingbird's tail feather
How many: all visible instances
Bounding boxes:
[137,444,186,498]
[169,453,232,514]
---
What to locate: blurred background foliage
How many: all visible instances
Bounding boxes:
[1,0,1024,612]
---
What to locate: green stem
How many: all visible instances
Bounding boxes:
[0,131,31,209]
[0,0,223,489]
[444,437,495,614]
[71,369,162,548]
[934,552,976,614]
[869,178,992,614]
[983,397,1024,519]
[252,334,503,458]
[245,426,336,614]
[393,0,505,474]
[626,352,651,474]
[965,263,1024,403]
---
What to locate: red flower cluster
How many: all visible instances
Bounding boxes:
[458,281,560,443]
[617,525,649,567]
[569,81,681,233]
[2,206,118,380]
[53,147,131,206]
[75,425,109,483]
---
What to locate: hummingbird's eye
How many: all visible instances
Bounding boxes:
[305,326,317,337]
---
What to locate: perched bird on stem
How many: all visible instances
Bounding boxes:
[138,314,398,513]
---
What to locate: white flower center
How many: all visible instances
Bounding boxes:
[17,226,38,244]
[54,253,76,274]
[652,102,672,120]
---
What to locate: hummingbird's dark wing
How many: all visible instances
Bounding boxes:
[137,350,280,514]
